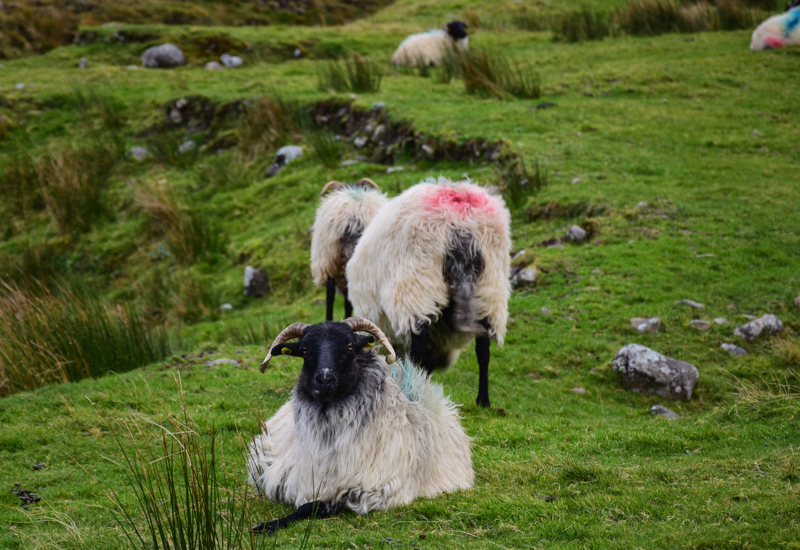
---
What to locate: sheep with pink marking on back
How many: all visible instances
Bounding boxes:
[310,179,388,321]
[750,4,800,50]
[346,177,511,408]
[391,21,469,66]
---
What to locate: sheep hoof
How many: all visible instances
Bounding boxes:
[252,521,277,535]
[476,395,490,408]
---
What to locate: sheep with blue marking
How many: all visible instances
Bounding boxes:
[310,179,387,321]
[751,4,800,50]
[391,21,469,67]
[248,317,473,535]
[346,177,511,408]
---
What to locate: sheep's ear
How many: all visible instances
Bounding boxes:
[270,341,303,358]
[354,334,375,350]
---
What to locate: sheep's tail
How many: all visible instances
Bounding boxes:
[443,229,488,336]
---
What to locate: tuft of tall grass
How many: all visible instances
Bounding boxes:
[237,96,303,157]
[316,54,382,93]
[146,129,200,169]
[434,45,464,84]
[197,154,260,190]
[38,143,119,236]
[462,49,543,100]
[306,130,345,169]
[88,381,273,550]
[553,7,611,42]
[136,183,223,265]
[73,86,127,131]
[498,157,548,210]
[0,284,173,397]
[1,152,42,216]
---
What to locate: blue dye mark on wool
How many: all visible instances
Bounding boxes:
[344,185,369,200]
[391,358,424,402]
[785,8,800,37]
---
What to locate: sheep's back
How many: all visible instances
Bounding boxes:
[391,30,452,66]
[310,187,388,287]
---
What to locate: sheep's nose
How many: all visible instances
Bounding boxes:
[313,370,337,393]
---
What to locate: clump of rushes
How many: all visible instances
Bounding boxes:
[237,97,302,157]
[146,129,200,169]
[498,156,548,210]
[553,7,611,42]
[461,49,543,99]
[1,152,42,216]
[317,54,382,93]
[38,144,118,236]
[135,183,222,265]
[306,129,345,169]
[88,380,276,550]
[0,283,173,397]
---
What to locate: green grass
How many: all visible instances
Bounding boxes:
[1,0,800,547]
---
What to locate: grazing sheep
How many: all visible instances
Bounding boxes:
[750,6,800,50]
[391,21,469,67]
[310,179,388,321]
[248,317,473,534]
[346,177,511,408]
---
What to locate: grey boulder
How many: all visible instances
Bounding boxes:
[734,314,783,342]
[141,44,185,69]
[244,266,269,297]
[689,320,711,331]
[220,53,244,68]
[126,147,147,161]
[612,344,699,400]
[566,225,587,242]
[650,405,679,419]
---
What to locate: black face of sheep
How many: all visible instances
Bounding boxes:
[445,20,469,41]
[274,322,376,403]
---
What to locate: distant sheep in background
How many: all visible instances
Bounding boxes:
[391,21,469,67]
[750,5,800,50]
[248,317,473,535]
[347,177,511,408]
[310,179,387,321]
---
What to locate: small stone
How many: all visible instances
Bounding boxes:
[794,296,800,311]
[527,372,540,378]
[205,358,239,367]
[353,136,367,148]
[566,225,587,242]
[141,43,185,69]
[32,463,45,471]
[126,147,147,161]
[631,317,660,333]
[14,83,24,90]
[540,307,552,316]
[341,159,360,166]
[634,201,648,210]
[570,386,586,394]
[713,318,728,324]
[721,343,748,356]
[689,320,711,331]
[244,266,269,297]
[78,57,88,69]
[204,61,225,70]
[220,53,244,68]
[386,166,405,174]
[727,303,736,309]
[571,177,583,184]
[752,129,762,136]
[649,405,679,419]
[741,314,758,320]
[178,140,196,153]
[421,144,435,158]
[515,267,537,285]
[576,132,583,137]
[293,48,302,58]
[126,64,139,70]
[612,344,699,400]
[674,299,704,309]
[734,314,783,342]
[371,102,386,110]
[313,299,324,306]
[219,303,233,312]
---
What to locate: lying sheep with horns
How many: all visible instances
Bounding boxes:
[248,317,474,535]
[310,179,387,321]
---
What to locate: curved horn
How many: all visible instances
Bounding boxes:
[343,317,396,364]
[259,322,310,373]
[320,181,345,196]
[355,178,380,190]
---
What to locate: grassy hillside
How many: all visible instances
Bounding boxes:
[1,0,799,547]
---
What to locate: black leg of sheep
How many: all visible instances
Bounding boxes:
[252,500,339,536]
[475,336,490,408]
[344,293,353,319]
[326,277,336,322]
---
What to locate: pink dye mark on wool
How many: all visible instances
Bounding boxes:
[765,35,786,49]
[425,186,494,217]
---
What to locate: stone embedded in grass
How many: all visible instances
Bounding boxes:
[631,317,660,333]
[244,266,269,297]
[220,53,244,68]
[205,61,225,70]
[649,405,679,419]
[219,303,233,312]
[570,386,587,394]
[512,267,537,286]
[78,58,88,69]
[566,225,587,242]
[141,43,185,69]
[386,166,404,174]
[571,177,583,184]
[14,83,24,90]
[714,318,728,324]
[32,462,45,470]
[734,314,783,342]
[266,145,304,177]
[126,147,147,161]
[689,320,711,331]
[612,344,699,400]
[205,358,239,367]
[794,296,800,311]
[126,65,138,70]
[540,307,552,316]
[635,201,648,210]
[721,343,748,356]
[178,140,196,153]
[675,299,704,309]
